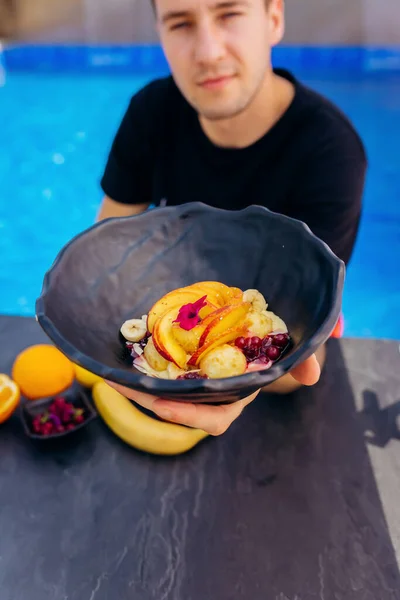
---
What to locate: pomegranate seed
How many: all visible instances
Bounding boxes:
[75,415,84,424]
[261,337,272,352]
[245,348,260,362]
[240,337,262,362]
[235,337,246,349]
[265,345,281,361]
[258,354,272,364]
[177,372,208,380]
[139,336,149,350]
[57,425,65,433]
[273,333,289,347]
[243,338,253,350]
[67,424,75,431]
[251,336,262,348]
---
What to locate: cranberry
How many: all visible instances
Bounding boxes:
[272,333,289,348]
[235,336,246,349]
[177,372,208,380]
[265,345,281,361]
[75,415,84,424]
[57,425,65,433]
[67,424,75,431]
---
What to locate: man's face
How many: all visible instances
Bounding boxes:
[155,0,284,121]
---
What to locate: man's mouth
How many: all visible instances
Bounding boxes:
[198,75,235,90]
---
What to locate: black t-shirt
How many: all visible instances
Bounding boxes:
[100,68,367,265]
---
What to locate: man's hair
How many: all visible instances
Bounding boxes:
[150,0,272,11]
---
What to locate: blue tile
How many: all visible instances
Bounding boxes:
[3,44,400,74]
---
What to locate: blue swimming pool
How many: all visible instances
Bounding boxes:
[1,55,399,339]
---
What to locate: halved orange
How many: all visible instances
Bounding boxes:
[0,374,20,424]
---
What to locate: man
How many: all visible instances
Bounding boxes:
[97,0,367,435]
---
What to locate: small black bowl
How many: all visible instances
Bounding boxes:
[35,203,345,404]
[20,383,97,441]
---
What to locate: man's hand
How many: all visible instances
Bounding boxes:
[106,354,321,436]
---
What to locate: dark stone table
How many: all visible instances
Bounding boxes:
[1,315,400,600]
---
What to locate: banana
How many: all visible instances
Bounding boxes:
[246,310,273,338]
[92,381,209,455]
[243,289,267,312]
[120,317,147,342]
[263,310,288,333]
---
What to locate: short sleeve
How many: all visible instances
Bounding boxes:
[100,85,155,205]
[288,125,367,265]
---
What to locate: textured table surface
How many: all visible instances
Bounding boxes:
[0,315,400,600]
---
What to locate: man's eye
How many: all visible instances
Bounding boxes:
[221,12,242,20]
[170,22,190,31]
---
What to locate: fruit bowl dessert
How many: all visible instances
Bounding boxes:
[36,202,344,404]
[120,281,292,381]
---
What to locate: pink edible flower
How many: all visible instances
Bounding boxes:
[173,295,207,331]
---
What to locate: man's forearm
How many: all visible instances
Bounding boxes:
[262,343,326,395]
[96,196,149,222]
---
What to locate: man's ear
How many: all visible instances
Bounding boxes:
[268,0,285,47]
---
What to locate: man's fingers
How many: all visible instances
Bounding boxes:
[290,354,321,386]
[105,380,157,411]
[153,390,260,436]
[153,395,248,436]
[105,380,260,436]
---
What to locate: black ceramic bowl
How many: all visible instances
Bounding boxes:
[36,203,344,404]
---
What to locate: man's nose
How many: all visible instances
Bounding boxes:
[193,21,225,65]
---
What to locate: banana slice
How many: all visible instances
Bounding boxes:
[263,310,288,333]
[120,318,147,342]
[200,344,247,379]
[143,336,170,372]
[243,289,267,313]
[167,363,186,380]
[246,310,273,337]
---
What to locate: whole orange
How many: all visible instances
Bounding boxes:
[11,344,75,400]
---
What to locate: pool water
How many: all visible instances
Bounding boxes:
[0,70,399,339]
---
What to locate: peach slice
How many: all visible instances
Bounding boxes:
[188,324,248,367]
[199,302,251,347]
[171,325,203,354]
[171,305,226,353]
[147,289,212,333]
[152,307,189,369]
[185,284,224,308]
[192,282,244,305]
[224,287,243,305]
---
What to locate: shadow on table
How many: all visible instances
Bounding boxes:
[174,339,400,600]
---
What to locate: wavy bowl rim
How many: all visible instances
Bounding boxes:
[35,202,345,395]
